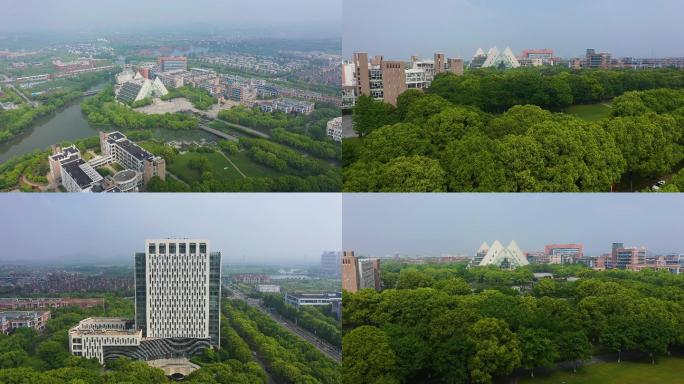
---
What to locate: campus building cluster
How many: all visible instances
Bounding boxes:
[342,251,381,293]
[257,97,315,115]
[48,131,166,192]
[472,241,529,269]
[69,239,222,366]
[342,52,464,107]
[0,311,50,334]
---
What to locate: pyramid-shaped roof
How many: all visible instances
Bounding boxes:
[478,240,528,268]
[477,242,490,254]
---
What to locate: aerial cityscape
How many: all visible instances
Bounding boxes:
[342,0,684,192]
[0,0,342,193]
[342,193,684,383]
[0,193,342,383]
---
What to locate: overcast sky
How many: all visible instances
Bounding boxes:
[0,0,341,34]
[0,194,341,266]
[343,0,684,59]
[343,194,684,257]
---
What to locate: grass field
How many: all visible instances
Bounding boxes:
[518,358,684,384]
[168,151,243,184]
[564,103,613,121]
[168,150,285,184]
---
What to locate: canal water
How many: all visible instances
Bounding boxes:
[0,84,216,163]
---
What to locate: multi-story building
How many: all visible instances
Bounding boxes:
[49,145,103,192]
[586,49,612,69]
[100,131,166,184]
[615,245,646,269]
[228,84,257,104]
[326,117,342,142]
[284,292,342,309]
[231,274,270,284]
[321,251,342,277]
[68,318,141,363]
[259,98,315,115]
[544,243,584,264]
[0,298,103,310]
[342,251,381,293]
[256,284,281,293]
[519,49,557,67]
[158,56,187,72]
[0,311,50,334]
[135,239,221,347]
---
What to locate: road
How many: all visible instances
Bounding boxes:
[230,288,341,363]
[198,123,239,142]
[7,83,40,108]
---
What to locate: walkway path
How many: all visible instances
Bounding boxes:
[19,175,48,191]
[219,151,246,178]
[166,171,190,187]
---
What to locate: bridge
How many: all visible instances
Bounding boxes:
[82,90,100,96]
[198,124,239,142]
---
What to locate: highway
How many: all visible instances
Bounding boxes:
[230,288,342,363]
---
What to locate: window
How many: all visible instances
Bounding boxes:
[190,243,197,254]
[148,244,156,254]
[180,243,186,254]
[159,244,166,254]
[169,243,176,254]
[200,243,207,254]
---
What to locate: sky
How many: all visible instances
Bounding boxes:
[0,194,341,266]
[343,0,684,59]
[0,0,341,34]
[343,194,684,257]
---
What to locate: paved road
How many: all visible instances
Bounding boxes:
[7,84,39,108]
[230,289,341,363]
[198,124,239,142]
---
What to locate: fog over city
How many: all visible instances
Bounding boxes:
[343,194,684,257]
[0,194,341,265]
[343,0,684,59]
[0,0,341,35]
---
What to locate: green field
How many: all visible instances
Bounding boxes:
[564,102,613,121]
[518,358,684,384]
[168,150,284,184]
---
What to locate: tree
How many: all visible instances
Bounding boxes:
[376,156,446,192]
[342,326,399,384]
[488,105,551,138]
[468,318,521,384]
[440,131,509,192]
[424,106,485,152]
[518,328,558,377]
[36,340,69,370]
[556,331,591,373]
[352,95,398,137]
[359,123,431,163]
[395,269,433,290]
[395,89,425,121]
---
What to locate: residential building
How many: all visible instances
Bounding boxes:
[284,292,342,309]
[158,56,187,72]
[326,117,342,142]
[321,251,342,277]
[544,243,584,264]
[0,311,50,334]
[476,240,529,269]
[259,98,315,115]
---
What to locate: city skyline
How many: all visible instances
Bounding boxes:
[0,194,341,264]
[0,0,341,34]
[343,0,684,59]
[343,194,684,257]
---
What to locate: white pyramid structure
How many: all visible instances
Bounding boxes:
[490,47,520,68]
[474,48,485,57]
[477,242,490,254]
[482,47,500,67]
[478,240,529,269]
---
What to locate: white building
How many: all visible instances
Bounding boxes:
[477,240,529,269]
[470,47,521,69]
[256,284,281,293]
[136,239,221,347]
[284,292,342,309]
[326,117,342,142]
[100,131,165,185]
[48,145,103,192]
[68,318,142,364]
[115,70,168,103]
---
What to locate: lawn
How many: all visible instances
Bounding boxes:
[167,151,243,184]
[226,150,283,178]
[564,102,613,121]
[518,357,684,384]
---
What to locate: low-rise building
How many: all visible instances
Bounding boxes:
[69,318,142,364]
[0,298,103,310]
[325,117,342,142]
[0,311,50,334]
[259,98,315,115]
[284,292,342,309]
[256,284,281,293]
[49,145,103,192]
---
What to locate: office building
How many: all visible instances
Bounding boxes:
[158,56,187,72]
[256,285,281,293]
[321,251,342,277]
[284,292,342,309]
[69,239,221,366]
[0,311,50,334]
[586,49,612,69]
[615,246,646,269]
[342,251,381,293]
[135,239,221,347]
[476,240,529,269]
[544,243,584,264]
[49,145,103,192]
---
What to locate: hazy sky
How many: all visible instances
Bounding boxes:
[0,194,341,265]
[343,194,684,257]
[343,0,684,59]
[0,0,341,34]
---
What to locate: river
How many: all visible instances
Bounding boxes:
[0,84,216,163]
